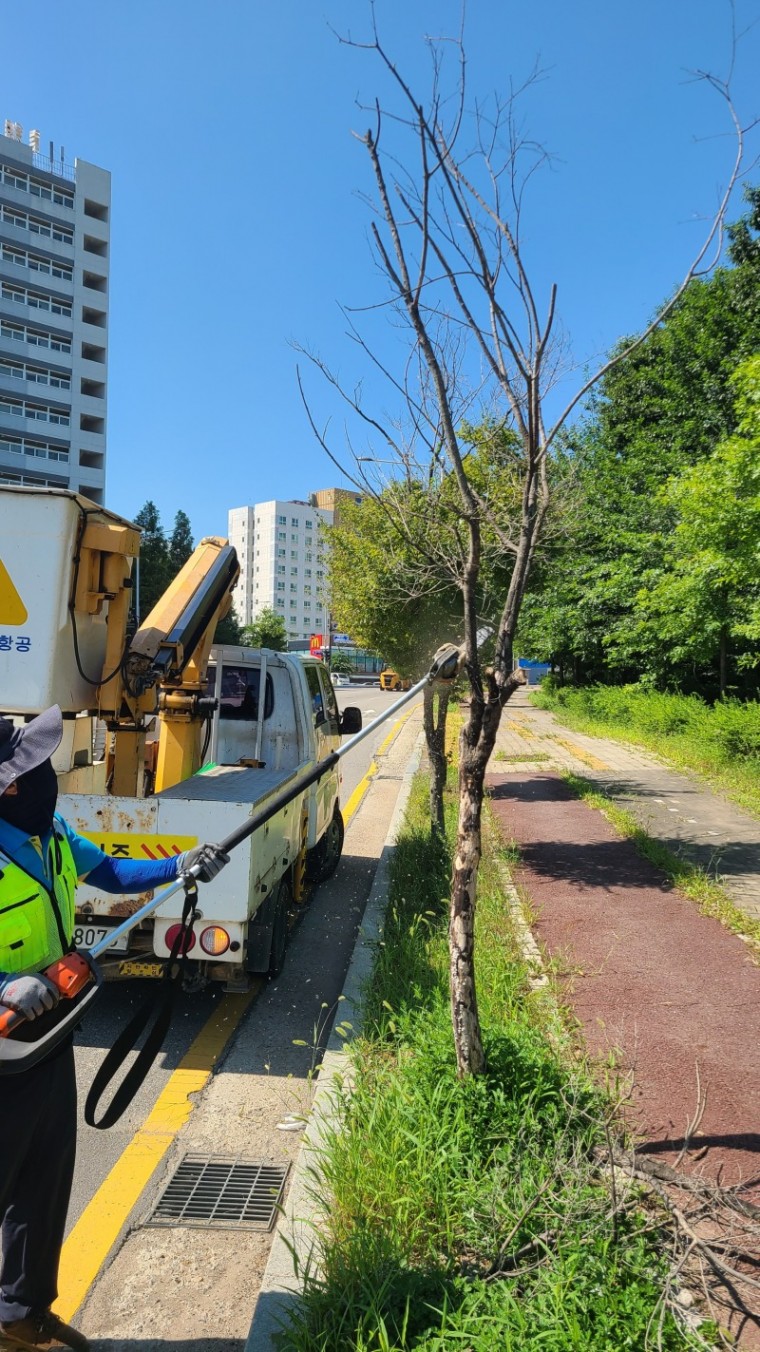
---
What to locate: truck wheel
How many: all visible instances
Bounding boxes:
[268,875,291,978]
[306,805,345,885]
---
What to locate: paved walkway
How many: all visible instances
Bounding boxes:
[487,691,760,1344]
[495,689,760,920]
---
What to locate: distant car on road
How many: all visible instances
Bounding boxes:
[331,672,351,687]
[379,668,412,692]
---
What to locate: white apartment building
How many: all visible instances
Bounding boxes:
[0,121,110,501]
[228,498,332,642]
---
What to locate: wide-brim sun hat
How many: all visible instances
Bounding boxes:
[0,706,64,795]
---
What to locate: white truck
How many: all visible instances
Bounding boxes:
[0,486,365,989]
[61,645,362,986]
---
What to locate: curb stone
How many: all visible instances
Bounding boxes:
[245,731,425,1351]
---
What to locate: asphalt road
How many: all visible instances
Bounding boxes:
[68,683,414,1228]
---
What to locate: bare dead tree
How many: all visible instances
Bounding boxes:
[304,6,756,1076]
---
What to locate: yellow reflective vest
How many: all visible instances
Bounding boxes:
[0,829,77,976]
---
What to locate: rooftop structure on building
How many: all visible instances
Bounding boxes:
[0,121,110,502]
[229,494,339,643]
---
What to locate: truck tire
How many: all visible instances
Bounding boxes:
[268,875,291,978]
[306,804,345,885]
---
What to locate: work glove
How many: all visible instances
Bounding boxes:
[179,843,230,883]
[0,973,60,1020]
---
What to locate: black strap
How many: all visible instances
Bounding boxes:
[84,879,199,1130]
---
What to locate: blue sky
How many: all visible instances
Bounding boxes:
[6,1,759,539]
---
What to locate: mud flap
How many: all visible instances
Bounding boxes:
[245,887,277,974]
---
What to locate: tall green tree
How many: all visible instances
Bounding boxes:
[168,509,195,574]
[328,486,463,834]
[523,185,760,694]
[133,500,171,619]
[633,357,760,693]
[241,607,288,651]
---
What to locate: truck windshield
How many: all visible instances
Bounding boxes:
[207,665,274,721]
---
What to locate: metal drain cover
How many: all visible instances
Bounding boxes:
[147,1154,289,1231]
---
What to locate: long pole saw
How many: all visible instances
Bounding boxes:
[0,644,459,1072]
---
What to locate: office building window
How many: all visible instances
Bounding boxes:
[0,358,70,389]
[1,244,73,282]
[0,435,69,464]
[277,514,287,525]
[1,282,72,318]
[0,396,69,426]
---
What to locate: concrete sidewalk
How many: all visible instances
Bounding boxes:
[495,688,760,920]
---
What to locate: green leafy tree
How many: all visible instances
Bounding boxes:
[633,357,760,693]
[327,486,463,834]
[215,604,243,646]
[329,650,354,674]
[524,185,760,693]
[241,607,288,651]
[168,509,195,574]
[133,500,171,619]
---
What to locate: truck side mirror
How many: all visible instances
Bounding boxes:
[339,707,362,735]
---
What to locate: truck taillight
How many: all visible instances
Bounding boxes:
[165,924,196,954]
[200,926,230,956]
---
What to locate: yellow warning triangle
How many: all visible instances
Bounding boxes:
[0,558,28,625]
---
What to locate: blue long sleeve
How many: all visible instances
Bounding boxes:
[86,854,181,893]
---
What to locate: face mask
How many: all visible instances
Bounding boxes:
[0,759,59,837]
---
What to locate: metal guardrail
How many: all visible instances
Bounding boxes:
[31,151,75,184]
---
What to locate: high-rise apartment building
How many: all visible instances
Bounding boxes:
[228,498,333,642]
[0,122,110,502]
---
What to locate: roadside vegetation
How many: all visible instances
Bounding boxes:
[533,682,760,819]
[283,773,708,1351]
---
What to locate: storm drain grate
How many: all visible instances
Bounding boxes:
[147,1154,289,1231]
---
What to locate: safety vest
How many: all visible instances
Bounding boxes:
[0,829,78,976]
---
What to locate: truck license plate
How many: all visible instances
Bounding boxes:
[73,923,130,954]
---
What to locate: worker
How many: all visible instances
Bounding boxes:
[0,706,229,1352]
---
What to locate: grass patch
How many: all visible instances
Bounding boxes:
[533,683,760,819]
[494,749,551,763]
[563,770,760,956]
[281,775,702,1350]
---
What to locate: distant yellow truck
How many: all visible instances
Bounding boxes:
[379,668,412,692]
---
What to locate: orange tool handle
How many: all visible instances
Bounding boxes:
[0,952,95,1038]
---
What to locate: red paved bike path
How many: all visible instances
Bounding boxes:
[487,772,760,1192]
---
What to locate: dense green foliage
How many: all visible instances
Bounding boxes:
[284,778,698,1351]
[326,431,524,677]
[132,500,242,642]
[522,188,760,699]
[241,606,287,651]
[326,488,462,679]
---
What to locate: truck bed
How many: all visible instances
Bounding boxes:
[156,761,307,806]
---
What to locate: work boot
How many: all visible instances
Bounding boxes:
[0,1312,90,1352]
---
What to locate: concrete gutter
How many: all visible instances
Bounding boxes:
[245,732,424,1351]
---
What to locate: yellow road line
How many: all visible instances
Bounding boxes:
[342,709,414,826]
[55,988,257,1320]
[56,705,415,1319]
